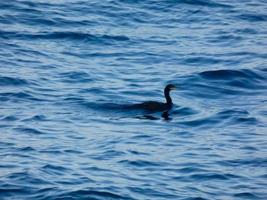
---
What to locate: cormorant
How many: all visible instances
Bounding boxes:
[128,84,176,112]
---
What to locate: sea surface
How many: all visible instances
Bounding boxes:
[1,0,267,199]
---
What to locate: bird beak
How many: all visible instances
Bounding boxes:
[171,86,176,90]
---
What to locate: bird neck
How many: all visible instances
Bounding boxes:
[164,89,172,105]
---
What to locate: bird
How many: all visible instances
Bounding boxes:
[127,84,176,112]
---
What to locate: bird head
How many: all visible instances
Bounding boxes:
[165,84,176,91]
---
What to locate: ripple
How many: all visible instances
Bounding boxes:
[178,0,232,8]
[199,69,265,81]
[238,13,267,22]
[0,30,130,44]
[119,159,165,168]
[59,189,134,200]
[0,91,44,102]
[57,71,93,83]
[0,76,29,86]
[14,127,46,135]
[234,192,260,199]
[178,68,267,98]
[41,164,69,176]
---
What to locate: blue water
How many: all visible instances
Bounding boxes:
[1,0,267,199]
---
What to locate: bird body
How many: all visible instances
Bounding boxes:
[129,101,171,112]
[126,84,176,113]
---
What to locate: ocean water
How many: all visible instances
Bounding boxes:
[0,0,267,199]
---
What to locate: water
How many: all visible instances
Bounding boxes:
[1,0,267,199]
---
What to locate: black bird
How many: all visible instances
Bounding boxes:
[128,84,176,112]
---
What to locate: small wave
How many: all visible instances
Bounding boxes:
[218,157,267,167]
[14,127,46,135]
[41,164,69,176]
[234,192,260,199]
[182,56,224,65]
[0,30,130,44]
[122,0,232,8]
[189,173,229,181]
[179,117,221,128]
[199,69,265,81]
[183,198,209,200]
[119,159,164,168]
[237,13,267,22]
[22,115,46,122]
[57,71,93,83]
[0,115,18,121]
[0,76,29,86]
[18,146,36,152]
[178,68,267,98]
[0,92,40,102]
[58,189,133,200]
[179,108,259,128]
[178,0,232,8]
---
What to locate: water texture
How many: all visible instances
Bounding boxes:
[0,0,267,199]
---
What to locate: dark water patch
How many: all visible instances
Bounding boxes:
[189,173,229,181]
[0,186,30,196]
[240,145,258,151]
[182,56,224,65]
[182,197,209,200]
[63,149,83,154]
[177,166,209,174]
[234,28,258,35]
[22,115,47,122]
[0,30,130,44]
[119,159,165,168]
[178,0,232,8]
[237,13,267,22]
[218,157,267,168]
[0,164,17,169]
[14,127,46,135]
[0,91,44,102]
[18,146,36,152]
[128,150,149,156]
[0,76,29,86]
[234,192,260,199]
[58,189,133,200]
[0,141,15,147]
[57,71,93,84]
[126,0,232,8]
[207,34,243,44]
[199,69,265,81]
[0,115,18,121]
[233,116,258,125]
[64,51,114,58]
[129,134,155,141]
